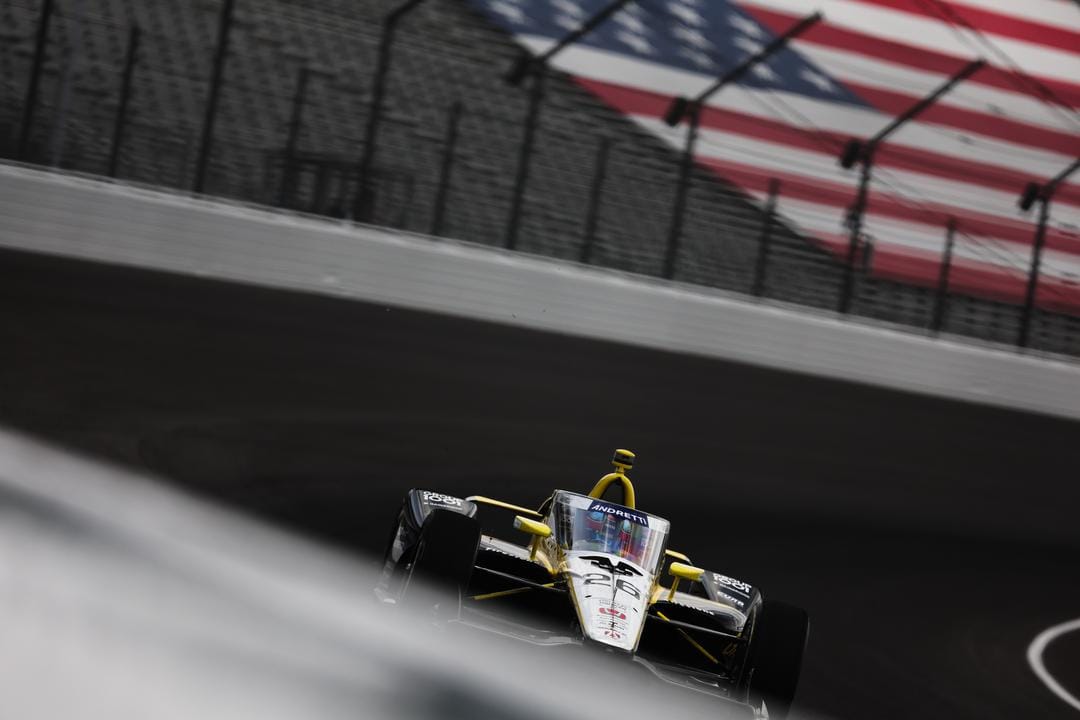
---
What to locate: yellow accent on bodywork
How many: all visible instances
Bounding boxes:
[665,563,703,600]
[656,611,719,665]
[467,495,542,517]
[471,583,556,601]
[587,472,636,508]
[665,549,692,563]
[587,448,637,507]
[669,562,705,582]
[532,547,556,575]
[513,516,552,538]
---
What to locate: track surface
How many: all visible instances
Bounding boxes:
[2,247,1080,719]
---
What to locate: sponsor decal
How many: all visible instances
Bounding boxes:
[716,590,746,608]
[598,617,629,634]
[586,500,650,527]
[421,491,463,507]
[599,606,627,621]
[712,573,752,596]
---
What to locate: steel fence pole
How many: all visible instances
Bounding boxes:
[1017,158,1079,348]
[355,0,427,222]
[502,0,633,250]
[194,0,236,193]
[278,66,310,207]
[838,150,873,314]
[108,25,140,178]
[48,0,89,167]
[18,0,55,160]
[752,179,780,297]
[430,101,462,237]
[931,217,956,335]
[663,105,699,279]
[1018,199,1052,349]
[580,137,611,264]
[837,59,983,314]
[663,12,821,281]
[505,67,544,251]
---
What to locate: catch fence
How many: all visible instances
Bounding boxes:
[2,0,1078,357]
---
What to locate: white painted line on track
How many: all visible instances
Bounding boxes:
[1028,618,1080,713]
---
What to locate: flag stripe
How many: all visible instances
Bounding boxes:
[739,0,1080,90]
[742,5,1080,107]
[851,0,1080,54]
[947,0,1080,33]
[840,79,1080,156]
[950,0,1080,32]
[796,42,1077,133]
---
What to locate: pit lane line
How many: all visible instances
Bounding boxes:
[1027,618,1080,713]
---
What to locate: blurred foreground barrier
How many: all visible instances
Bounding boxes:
[1,161,1079,421]
[0,427,751,720]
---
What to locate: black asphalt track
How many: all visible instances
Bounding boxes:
[2,246,1079,719]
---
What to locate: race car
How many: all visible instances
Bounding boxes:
[375,449,809,719]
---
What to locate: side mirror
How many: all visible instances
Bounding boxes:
[667,562,705,600]
[669,562,705,582]
[513,515,551,538]
[664,549,692,563]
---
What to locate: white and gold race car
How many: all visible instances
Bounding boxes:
[375,449,809,720]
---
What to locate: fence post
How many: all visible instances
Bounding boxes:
[355,0,427,221]
[752,179,780,297]
[663,105,699,280]
[194,0,235,193]
[18,0,55,160]
[48,0,90,167]
[108,25,140,178]
[580,137,611,264]
[278,66,310,207]
[931,217,956,335]
[1018,198,1052,348]
[838,148,873,314]
[430,101,462,237]
[505,67,544,251]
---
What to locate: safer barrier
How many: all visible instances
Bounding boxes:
[2,161,1079,421]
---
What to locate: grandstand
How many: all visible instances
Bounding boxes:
[2,0,1078,356]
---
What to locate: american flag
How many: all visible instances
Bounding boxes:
[468,0,1080,313]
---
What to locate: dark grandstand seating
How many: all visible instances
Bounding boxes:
[2,0,1077,357]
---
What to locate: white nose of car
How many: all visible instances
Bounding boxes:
[565,552,651,652]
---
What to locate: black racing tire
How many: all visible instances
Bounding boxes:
[748,600,809,720]
[405,509,482,615]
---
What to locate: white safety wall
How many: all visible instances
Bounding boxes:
[1,161,1078,421]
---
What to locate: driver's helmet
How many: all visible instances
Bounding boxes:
[584,510,607,543]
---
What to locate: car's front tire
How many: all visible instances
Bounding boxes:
[404,509,481,616]
[748,600,809,720]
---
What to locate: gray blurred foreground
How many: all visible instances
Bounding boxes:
[0,428,758,720]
